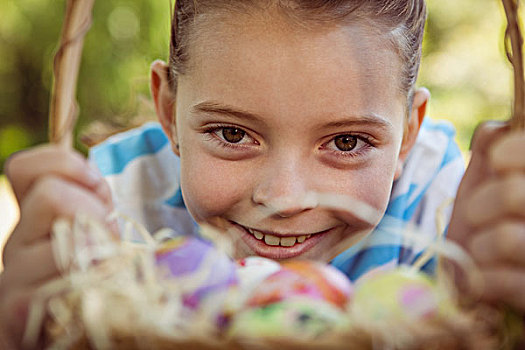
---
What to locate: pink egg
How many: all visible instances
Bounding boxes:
[246,260,353,310]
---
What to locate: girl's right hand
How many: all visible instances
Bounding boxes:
[0,145,113,347]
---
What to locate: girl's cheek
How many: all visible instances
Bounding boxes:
[180,154,253,221]
[344,160,397,214]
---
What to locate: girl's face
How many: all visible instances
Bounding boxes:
[153,12,427,262]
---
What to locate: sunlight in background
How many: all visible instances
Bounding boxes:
[420,0,510,163]
[420,0,513,150]
[0,176,18,271]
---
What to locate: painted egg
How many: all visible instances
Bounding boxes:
[246,260,353,310]
[235,256,282,302]
[228,298,350,339]
[352,267,455,322]
[155,236,238,310]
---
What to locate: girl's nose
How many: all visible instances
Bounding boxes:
[252,158,315,218]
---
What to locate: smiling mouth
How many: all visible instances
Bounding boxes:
[246,227,311,247]
[232,222,334,259]
[241,225,331,248]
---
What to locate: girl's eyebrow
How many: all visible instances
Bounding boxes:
[191,101,262,123]
[191,101,393,131]
[321,114,393,131]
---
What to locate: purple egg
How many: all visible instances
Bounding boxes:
[155,236,238,310]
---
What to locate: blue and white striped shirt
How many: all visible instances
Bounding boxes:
[89,118,464,281]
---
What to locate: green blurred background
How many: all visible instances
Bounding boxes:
[0,0,514,174]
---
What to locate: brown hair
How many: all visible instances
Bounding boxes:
[168,0,426,100]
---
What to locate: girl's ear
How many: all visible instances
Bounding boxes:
[394,87,430,180]
[150,60,179,156]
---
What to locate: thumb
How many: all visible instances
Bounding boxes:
[457,121,509,201]
[448,121,509,245]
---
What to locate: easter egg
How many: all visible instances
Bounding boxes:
[352,267,455,322]
[235,256,282,302]
[246,260,353,310]
[155,236,238,310]
[228,298,350,339]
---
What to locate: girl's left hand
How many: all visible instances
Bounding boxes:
[448,123,525,311]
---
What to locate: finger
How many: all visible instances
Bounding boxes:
[4,145,111,205]
[465,173,525,226]
[490,131,525,174]
[12,175,111,245]
[480,267,525,311]
[1,240,59,289]
[461,121,509,194]
[447,122,509,246]
[0,285,32,347]
[468,221,525,266]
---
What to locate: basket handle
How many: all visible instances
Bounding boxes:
[49,0,95,148]
[503,0,525,130]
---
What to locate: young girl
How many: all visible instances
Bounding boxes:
[2,0,525,346]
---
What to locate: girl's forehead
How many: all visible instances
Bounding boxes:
[189,10,401,64]
[191,11,398,68]
[180,11,406,126]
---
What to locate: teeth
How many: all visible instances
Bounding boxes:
[253,231,264,240]
[280,236,297,247]
[264,234,280,246]
[247,228,312,247]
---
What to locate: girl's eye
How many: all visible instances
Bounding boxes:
[206,126,257,147]
[222,127,246,143]
[334,135,357,151]
[324,133,373,158]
